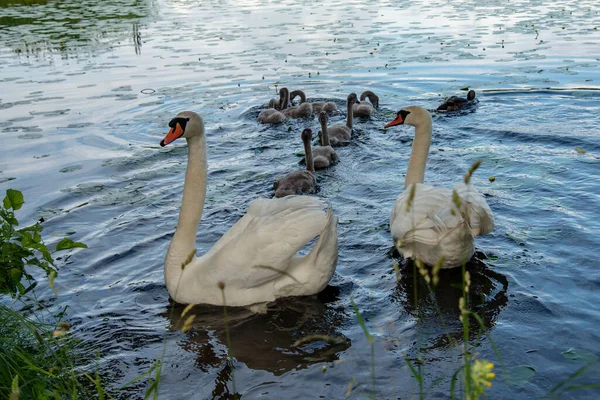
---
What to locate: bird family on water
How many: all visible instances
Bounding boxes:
[159,88,490,307]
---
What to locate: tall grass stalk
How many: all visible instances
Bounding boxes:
[219,282,237,394]
[351,299,376,400]
[406,161,499,399]
[459,161,478,399]
[404,358,424,399]
[125,249,196,399]
[545,362,600,399]
[461,260,472,397]
[405,184,426,399]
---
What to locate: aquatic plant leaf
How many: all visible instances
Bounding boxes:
[502,365,536,387]
[56,238,88,251]
[4,189,24,211]
[561,348,598,363]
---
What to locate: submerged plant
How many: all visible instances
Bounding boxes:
[219,281,237,395]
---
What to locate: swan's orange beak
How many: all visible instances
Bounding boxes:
[160,123,184,147]
[384,114,404,129]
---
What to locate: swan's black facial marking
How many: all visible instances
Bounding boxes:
[160,117,191,147]
[399,109,411,121]
[168,117,190,132]
[384,109,411,129]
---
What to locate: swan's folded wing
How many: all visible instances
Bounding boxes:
[390,184,464,246]
[452,183,495,237]
[205,196,324,257]
[208,196,328,287]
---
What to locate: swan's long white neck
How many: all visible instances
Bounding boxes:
[164,134,207,289]
[405,113,432,189]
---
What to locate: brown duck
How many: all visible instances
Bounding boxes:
[437,90,476,111]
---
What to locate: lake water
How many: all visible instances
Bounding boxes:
[1,0,599,398]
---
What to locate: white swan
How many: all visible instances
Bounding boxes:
[259,88,289,124]
[383,106,494,268]
[160,111,339,306]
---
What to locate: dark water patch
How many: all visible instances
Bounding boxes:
[111,85,132,92]
[30,108,70,117]
[0,176,17,183]
[167,287,350,374]
[17,132,43,139]
[59,165,83,173]
[60,122,94,129]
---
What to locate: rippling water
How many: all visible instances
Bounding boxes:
[1,0,599,398]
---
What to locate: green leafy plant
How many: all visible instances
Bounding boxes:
[0,189,86,296]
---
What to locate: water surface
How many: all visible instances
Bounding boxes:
[1,0,599,398]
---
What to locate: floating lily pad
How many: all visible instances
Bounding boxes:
[63,123,94,129]
[502,365,536,387]
[18,133,43,139]
[561,348,598,363]
[59,165,83,173]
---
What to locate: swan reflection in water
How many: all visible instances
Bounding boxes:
[391,250,508,350]
[165,285,350,395]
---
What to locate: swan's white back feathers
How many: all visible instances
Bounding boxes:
[390,183,494,267]
[174,196,337,306]
[452,183,495,237]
